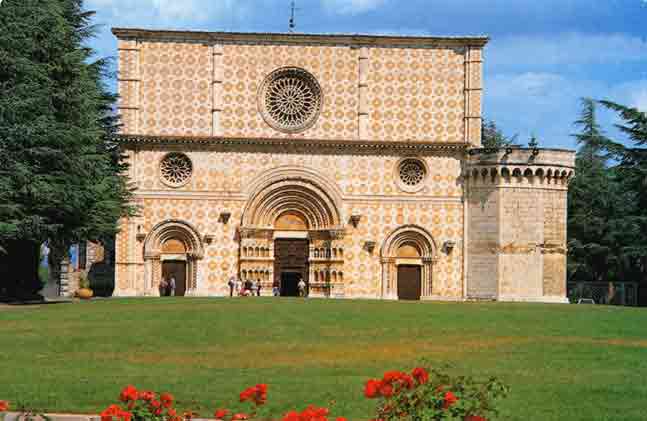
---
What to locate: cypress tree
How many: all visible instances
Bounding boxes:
[0,0,135,300]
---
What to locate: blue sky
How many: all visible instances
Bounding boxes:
[86,0,647,149]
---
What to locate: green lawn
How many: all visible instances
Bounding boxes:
[0,298,645,420]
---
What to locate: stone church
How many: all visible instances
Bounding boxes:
[112,28,574,302]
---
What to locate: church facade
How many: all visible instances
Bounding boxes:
[112,28,574,302]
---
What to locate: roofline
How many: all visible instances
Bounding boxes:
[111,28,489,48]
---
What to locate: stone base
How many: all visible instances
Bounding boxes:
[497,295,569,304]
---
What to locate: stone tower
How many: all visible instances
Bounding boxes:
[465,148,575,303]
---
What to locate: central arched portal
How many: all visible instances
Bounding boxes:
[240,168,345,297]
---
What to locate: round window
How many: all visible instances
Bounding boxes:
[258,67,322,133]
[160,153,193,187]
[396,158,427,192]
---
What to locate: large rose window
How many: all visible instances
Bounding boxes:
[259,67,322,133]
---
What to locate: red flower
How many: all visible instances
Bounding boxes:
[464,416,487,421]
[364,379,382,399]
[100,404,132,421]
[443,391,458,409]
[379,382,394,398]
[232,413,249,420]
[336,418,347,421]
[138,391,155,402]
[411,367,429,385]
[282,410,300,421]
[239,384,267,406]
[160,393,174,408]
[168,409,177,417]
[0,401,8,412]
[214,409,230,419]
[119,386,138,402]
[150,400,161,411]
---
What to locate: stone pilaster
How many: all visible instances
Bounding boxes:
[117,39,140,134]
[212,44,224,136]
[464,47,483,146]
[358,47,369,140]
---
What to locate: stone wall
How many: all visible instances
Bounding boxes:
[114,145,465,299]
[114,30,485,146]
[465,148,574,302]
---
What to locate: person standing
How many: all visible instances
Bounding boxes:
[250,279,258,297]
[297,277,307,298]
[227,276,236,297]
[168,275,176,296]
[272,280,280,297]
[235,278,242,296]
[159,277,168,297]
[256,279,262,296]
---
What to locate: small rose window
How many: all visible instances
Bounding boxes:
[399,159,426,187]
[160,153,192,187]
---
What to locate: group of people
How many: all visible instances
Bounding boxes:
[227,276,308,297]
[159,276,176,296]
[227,277,263,297]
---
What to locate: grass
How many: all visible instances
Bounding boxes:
[0,298,645,420]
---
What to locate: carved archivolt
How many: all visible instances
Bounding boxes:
[143,219,204,260]
[242,167,344,230]
[381,225,438,260]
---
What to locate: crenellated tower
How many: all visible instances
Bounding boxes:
[464,148,575,303]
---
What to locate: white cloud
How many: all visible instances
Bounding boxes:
[485,71,647,148]
[86,0,245,26]
[321,0,387,15]
[488,33,647,68]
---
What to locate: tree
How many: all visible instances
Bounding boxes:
[598,100,647,303]
[0,0,135,300]
[567,99,621,284]
[481,119,519,149]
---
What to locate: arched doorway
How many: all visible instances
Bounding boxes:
[381,225,438,300]
[160,239,187,296]
[240,167,345,297]
[143,220,204,296]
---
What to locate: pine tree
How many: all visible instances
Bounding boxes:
[599,100,647,303]
[0,0,135,300]
[567,99,620,284]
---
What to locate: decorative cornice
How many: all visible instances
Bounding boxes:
[112,28,489,48]
[115,134,470,152]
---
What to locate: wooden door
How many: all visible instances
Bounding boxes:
[397,265,421,301]
[162,261,187,296]
[274,239,309,295]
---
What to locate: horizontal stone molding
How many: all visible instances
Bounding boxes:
[116,134,470,153]
[112,28,489,48]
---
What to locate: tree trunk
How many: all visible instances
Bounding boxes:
[0,240,43,301]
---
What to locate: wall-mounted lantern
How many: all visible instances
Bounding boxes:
[219,211,231,224]
[364,240,376,253]
[204,235,215,245]
[350,214,362,228]
[443,240,456,254]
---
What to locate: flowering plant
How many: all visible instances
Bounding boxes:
[364,367,508,421]
[100,386,183,421]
